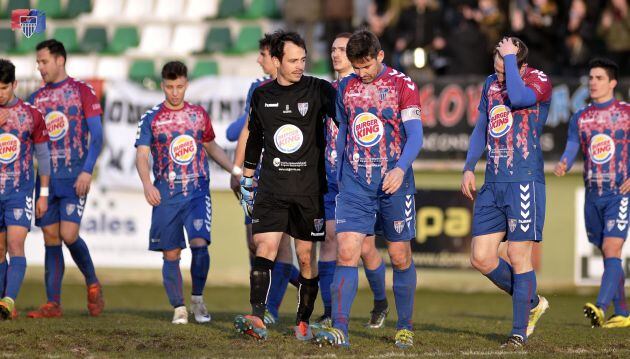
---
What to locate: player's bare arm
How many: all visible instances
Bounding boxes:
[36,174,50,219]
[230,119,250,196]
[554,158,568,177]
[135,145,161,206]
[202,141,237,174]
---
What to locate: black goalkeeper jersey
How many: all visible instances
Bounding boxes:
[244,75,336,196]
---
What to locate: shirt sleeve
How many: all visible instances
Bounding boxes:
[244,91,264,170]
[335,82,348,125]
[134,110,154,147]
[523,65,552,103]
[321,80,337,119]
[560,111,580,170]
[29,106,49,144]
[78,82,103,118]
[202,109,216,143]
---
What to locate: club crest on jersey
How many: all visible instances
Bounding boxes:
[314,218,324,232]
[274,124,303,154]
[607,219,616,232]
[13,209,23,220]
[352,112,383,147]
[379,88,389,101]
[488,105,513,138]
[588,134,615,165]
[393,220,404,234]
[169,134,197,166]
[66,204,76,216]
[298,102,308,116]
[45,111,69,141]
[0,133,20,164]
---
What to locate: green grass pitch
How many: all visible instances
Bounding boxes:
[2,282,629,358]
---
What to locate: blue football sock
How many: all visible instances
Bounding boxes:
[266,261,293,319]
[5,256,26,300]
[289,265,300,287]
[612,266,629,316]
[597,257,624,312]
[511,271,536,339]
[45,245,65,304]
[331,265,358,338]
[393,263,416,330]
[318,260,336,317]
[365,260,387,302]
[67,237,98,285]
[190,246,210,296]
[0,259,7,297]
[162,258,184,308]
[485,258,514,295]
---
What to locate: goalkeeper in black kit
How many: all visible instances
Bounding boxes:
[234,31,336,341]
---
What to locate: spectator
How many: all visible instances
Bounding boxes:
[562,0,595,74]
[598,0,630,76]
[444,1,492,75]
[474,0,507,49]
[511,0,561,74]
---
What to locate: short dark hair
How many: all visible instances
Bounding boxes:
[36,39,67,62]
[335,32,353,40]
[0,59,16,84]
[269,30,306,61]
[346,30,382,62]
[259,33,275,51]
[161,61,188,80]
[493,37,528,67]
[588,57,618,81]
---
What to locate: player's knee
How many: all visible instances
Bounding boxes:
[337,245,359,266]
[506,249,528,270]
[6,241,25,257]
[470,252,496,273]
[602,238,623,258]
[389,252,411,270]
[163,249,181,261]
[42,227,62,246]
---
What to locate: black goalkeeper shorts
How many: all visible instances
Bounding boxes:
[251,191,325,242]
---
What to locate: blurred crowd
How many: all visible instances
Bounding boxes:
[284,0,630,78]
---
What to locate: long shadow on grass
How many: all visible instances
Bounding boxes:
[417,323,505,343]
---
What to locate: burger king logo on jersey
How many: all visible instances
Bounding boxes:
[274,124,303,154]
[352,112,383,147]
[0,133,20,164]
[45,111,69,141]
[488,105,513,138]
[589,134,615,165]
[169,134,197,165]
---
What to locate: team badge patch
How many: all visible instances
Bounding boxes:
[0,133,21,164]
[274,125,303,154]
[11,9,46,38]
[169,135,197,165]
[45,111,69,141]
[298,102,308,116]
[508,218,517,233]
[314,218,324,232]
[393,220,404,234]
[66,204,76,216]
[607,219,616,232]
[488,105,513,138]
[352,112,383,147]
[378,88,389,101]
[193,219,204,231]
[589,134,615,165]
[13,209,24,220]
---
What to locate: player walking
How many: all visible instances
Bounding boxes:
[555,58,630,328]
[461,37,551,348]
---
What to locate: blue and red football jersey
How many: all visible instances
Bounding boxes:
[325,79,341,187]
[569,99,629,195]
[336,66,421,195]
[480,67,552,183]
[0,99,49,194]
[29,77,102,179]
[135,102,215,200]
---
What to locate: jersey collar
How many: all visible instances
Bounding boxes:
[592,98,615,109]
[47,76,70,89]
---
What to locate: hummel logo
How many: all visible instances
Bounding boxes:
[265,103,279,107]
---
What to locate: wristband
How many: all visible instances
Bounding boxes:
[231,166,243,176]
[40,187,49,197]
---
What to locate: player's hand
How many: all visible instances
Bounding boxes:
[35,195,48,218]
[239,176,254,217]
[620,178,630,195]
[0,109,9,127]
[143,184,161,206]
[496,37,518,58]
[554,158,568,177]
[461,170,477,201]
[230,174,241,199]
[382,167,405,194]
[74,172,92,197]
